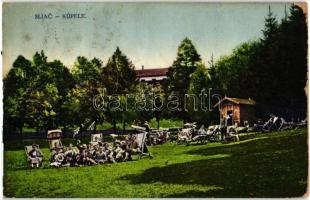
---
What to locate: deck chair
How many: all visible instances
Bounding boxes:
[25,144,43,168]
[206,125,221,142]
[47,129,63,150]
[131,125,152,159]
[191,125,208,144]
[148,129,165,145]
[90,133,103,145]
[177,126,195,145]
[136,131,152,159]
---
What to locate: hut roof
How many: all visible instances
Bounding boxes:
[214,97,256,107]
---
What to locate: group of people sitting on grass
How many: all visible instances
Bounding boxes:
[49,134,143,167]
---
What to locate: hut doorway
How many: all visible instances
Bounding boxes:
[227,110,233,126]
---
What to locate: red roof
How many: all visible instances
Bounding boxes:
[135,68,169,78]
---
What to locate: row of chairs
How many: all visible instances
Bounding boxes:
[177,123,240,145]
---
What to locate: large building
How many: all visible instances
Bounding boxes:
[135,66,169,85]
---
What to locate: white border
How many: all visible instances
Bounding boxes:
[0,1,309,199]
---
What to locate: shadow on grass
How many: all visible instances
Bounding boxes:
[120,130,308,197]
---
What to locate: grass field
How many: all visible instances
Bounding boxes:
[4,128,308,197]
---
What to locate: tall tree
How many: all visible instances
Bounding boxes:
[4,51,76,137]
[102,47,137,95]
[101,47,137,133]
[188,63,213,125]
[25,83,59,131]
[3,56,37,139]
[166,37,202,122]
[210,4,307,120]
[29,51,75,130]
[61,86,93,134]
[256,6,280,116]
[261,5,279,43]
[273,4,307,118]
[70,56,104,133]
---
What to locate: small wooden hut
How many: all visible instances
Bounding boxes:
[214,97,256,126]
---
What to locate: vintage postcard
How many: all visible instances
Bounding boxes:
[2,2,308,198]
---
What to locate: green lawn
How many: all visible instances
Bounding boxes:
[4,128,308,197]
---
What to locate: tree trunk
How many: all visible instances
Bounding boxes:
[19,126,23,142]
[113,120,117,135]
[123,120,126,135]
[63,125,67,138]
[93,120,97,134]
[157,118,160,129]
[79,124,83,139]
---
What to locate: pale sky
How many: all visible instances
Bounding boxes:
[3,2,289,76]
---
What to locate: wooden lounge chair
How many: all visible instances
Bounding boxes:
[25,144,43,168]
[90,133,103,145]
[131,125,152,159]
[47,129,63,150]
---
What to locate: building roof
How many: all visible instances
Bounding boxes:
[135,68,169,78]
[214,97,256,107]
[139,76,167,81]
